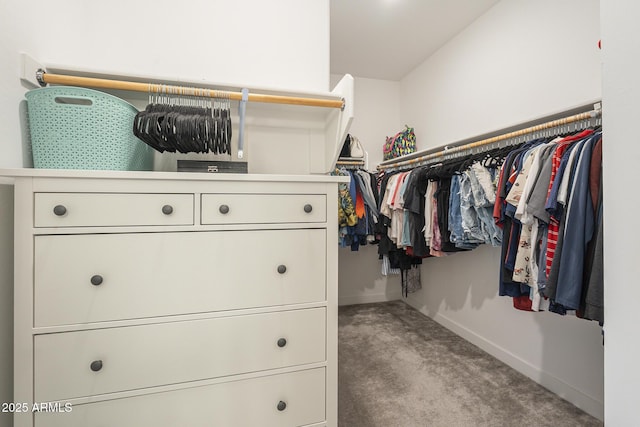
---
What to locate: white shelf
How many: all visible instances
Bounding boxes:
[20,54,355,175]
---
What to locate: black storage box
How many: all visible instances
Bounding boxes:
[177,160,248,174]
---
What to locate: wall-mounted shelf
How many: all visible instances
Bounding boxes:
[20,54,354,175]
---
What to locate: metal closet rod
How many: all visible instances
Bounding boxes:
[36,71,345,109]
[378,107,602,171]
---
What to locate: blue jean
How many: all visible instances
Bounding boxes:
[448,175,464,244]
[468,165,502,246]
[459,172,486,245]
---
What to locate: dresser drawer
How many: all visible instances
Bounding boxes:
[201,194,326,224]
[35,367,325,427]
[34,193,194,227]
[34,308,325,402]
[34,229,326,326]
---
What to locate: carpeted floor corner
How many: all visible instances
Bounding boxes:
[338,300,602,427]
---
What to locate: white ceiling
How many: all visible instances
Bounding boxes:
[330,0,500,81]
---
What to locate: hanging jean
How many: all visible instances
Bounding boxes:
[450,174,479,249]
[448,175,464,244]
[468,165,502,246]
[470,162,497,204]
[458,171,486,244]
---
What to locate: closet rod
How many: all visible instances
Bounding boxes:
[36,71,345,109]
[336,160,366,166]
[378,106,601,171]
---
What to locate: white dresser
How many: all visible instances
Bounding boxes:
[2,169,344,427]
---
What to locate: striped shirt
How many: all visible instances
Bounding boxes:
[544,130,594,275]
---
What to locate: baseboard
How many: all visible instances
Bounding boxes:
[427,311,604,421]
[339,292,401,306]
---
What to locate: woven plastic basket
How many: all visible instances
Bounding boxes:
[25,86,153,170]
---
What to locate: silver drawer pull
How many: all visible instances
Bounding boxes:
[303,204,313,213]
[53,205,67,216]
[277,265,287,274]
[277,401,287,412]
[219,204,230,214]
[90,275,103,286]
[277,338,287,348]
[90,360,103,372]
[161,205,174,215]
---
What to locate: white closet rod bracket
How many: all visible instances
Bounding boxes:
[237,88,249,159]
[19,53,46,88]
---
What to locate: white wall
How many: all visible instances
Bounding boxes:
[400,1,601,146]
[601,1,640,425]
[0,2,329,426]
[330,75,403,305]
[0,0,330,169]
[399,0,604,419]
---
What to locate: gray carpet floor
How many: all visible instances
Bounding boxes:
[338,301,602,427]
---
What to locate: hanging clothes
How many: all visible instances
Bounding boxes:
[402,167,430,257]
[493,130,603,324]
[374,153,505,293]
[373,128,603,317]
[333,167,358,248]
[376,170,423,278]
[371,105,602,321]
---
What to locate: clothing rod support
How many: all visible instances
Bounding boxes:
[37,71,345,109]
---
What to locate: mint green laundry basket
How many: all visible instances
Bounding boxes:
[25,86,153,170]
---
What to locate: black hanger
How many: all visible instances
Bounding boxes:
[134,94,234,156]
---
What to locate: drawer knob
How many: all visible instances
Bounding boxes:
[53,205,67,216]
[219,204,230,214]
[277,338,287,348]
[90,275,104,286]
[277,265,287,274]
[304,204,313,213]
[277,401,287,412]
[162,204,174,215]
[90,360,103,372]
